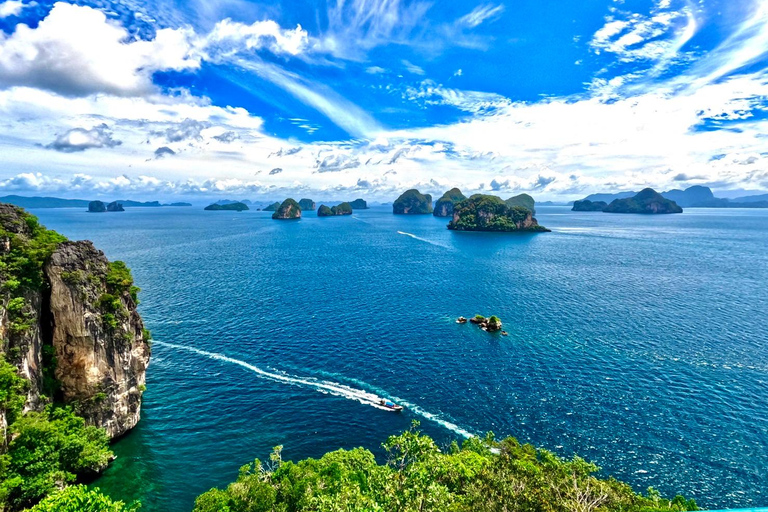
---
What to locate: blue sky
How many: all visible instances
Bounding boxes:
[0,0,767,200]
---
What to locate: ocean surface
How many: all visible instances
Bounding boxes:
[30,205,768,511]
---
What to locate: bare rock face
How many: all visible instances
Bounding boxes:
[45,242,150,438]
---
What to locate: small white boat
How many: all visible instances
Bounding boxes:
[379,399,404,412]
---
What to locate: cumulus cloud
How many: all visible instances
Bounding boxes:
[0,0,29,18]
[0,3,199,97]
[46,124,121,152]
[200,18,309,61]
[315,153,360,173]
[213,131,239,143]
[161,118,209,142]
[154,146,176,158]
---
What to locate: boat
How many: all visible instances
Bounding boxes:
[379,399,404,412]
[456,316,468,324]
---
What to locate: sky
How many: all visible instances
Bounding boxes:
[0,0,767,201]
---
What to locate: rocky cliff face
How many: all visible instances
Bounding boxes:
[272,198,302,219]
[0,204,149,441]
[46,242,150,438]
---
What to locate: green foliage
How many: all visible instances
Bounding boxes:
[142,328,152,342]
[317,205,333,217]
[332,202,353,215]
[448,195,549,232]
[0,209,66,291]
[28,485,138,512]
[348,199,368,209]
[504,193,536,214]
[434,188,467,217]
[0,355,27,426]
[192,425,696,512]
[6,297,34,335]
[572,200,608,212]
[298,199,315,210]
[60,270,85,286]
[106,261,139,303]
[263,202,281,212]
[393,189,433,214]
[0,406,113,510]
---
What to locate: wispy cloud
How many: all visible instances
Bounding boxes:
[458,4,505,28]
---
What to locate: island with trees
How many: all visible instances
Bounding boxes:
[263,202,281,212]
[572,199,608,211]
[298,198,316,210]
[317,202,353,216]
[504,193,536,215]
[393,189,433,214]
[204,202,249,211]
[447,195,550,232]
[434,188,467,217]
[272,199,301,219]
[603,189,683,214]
[349,198,369,209]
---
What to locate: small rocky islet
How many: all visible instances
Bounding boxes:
[88,200,125,212]
[204,202,249,211]
[272,198,302,219]
[457,315,508,335]
[317,202,353,216]
[572,188,683,214]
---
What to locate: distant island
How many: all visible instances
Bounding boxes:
[349,198,368,209]
[263,202,281,212]
[298,198,316,210]
[0,195,190,209]
[272,198,301,219]
[393,189,433,214]
[434,188,467,217]
[578,185,768,208]
[88,200,124,213]
[603,189,683,214]
[317,202,353,216]
[572,199,608,211]
[448,195,549,232]
[204,202,249,211]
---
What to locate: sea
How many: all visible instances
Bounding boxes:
[29,205,768,511]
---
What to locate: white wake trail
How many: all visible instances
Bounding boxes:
[397,231,451,249]
[154,340,474,438]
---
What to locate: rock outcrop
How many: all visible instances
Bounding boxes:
[88,201,106,213]
[272,199,302,219]
[393,189,433,214]
[603,188,683,214]
[433,188,467,217]
[572,199,608,211]
[0,203,150,440]
[504,194,536,215]
[447,194,550,232]
[46,242,150,438]
[106,201,125,212]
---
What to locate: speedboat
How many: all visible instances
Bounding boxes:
[379,399,404,412]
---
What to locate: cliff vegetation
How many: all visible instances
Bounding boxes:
[393,190,433,214]
[193,424,697,512]
[448,195,549,232]
[433,188,467,217]
[272,199,301,220]
[204,202,249,211]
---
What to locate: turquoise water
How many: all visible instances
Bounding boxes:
[30,206,768,511]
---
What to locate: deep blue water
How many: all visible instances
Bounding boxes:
[30,206,768,511]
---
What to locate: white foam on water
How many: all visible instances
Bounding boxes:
[154,340,474,438]
[397,231,451,249]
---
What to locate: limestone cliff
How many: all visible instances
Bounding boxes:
[0,203,150,441]
[46,242,150,438]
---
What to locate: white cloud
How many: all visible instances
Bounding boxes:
[458,4,505,28]
[200,18,309,60]
[0,2,200,97]
[402,59,425,75]
[366,66,387,74]
[46,124,121,152]
[0,0,29,18]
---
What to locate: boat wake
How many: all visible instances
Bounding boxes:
[154,340,474,438]
[397,231,451,249]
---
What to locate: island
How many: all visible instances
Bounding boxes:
[447,194,550,232]
[603,188,683,214]
[572,199,608,211]
[164,202,193,207]
[393,189,433,214]
[433,188,467,217]
[263,202,281,212]
[204,202,249,211]
[317,202,353,216]
[272,198,301,219]
[505,193,536,215]
[469,314,503,332]
[298,198,316,210]
[349,198,369,209]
